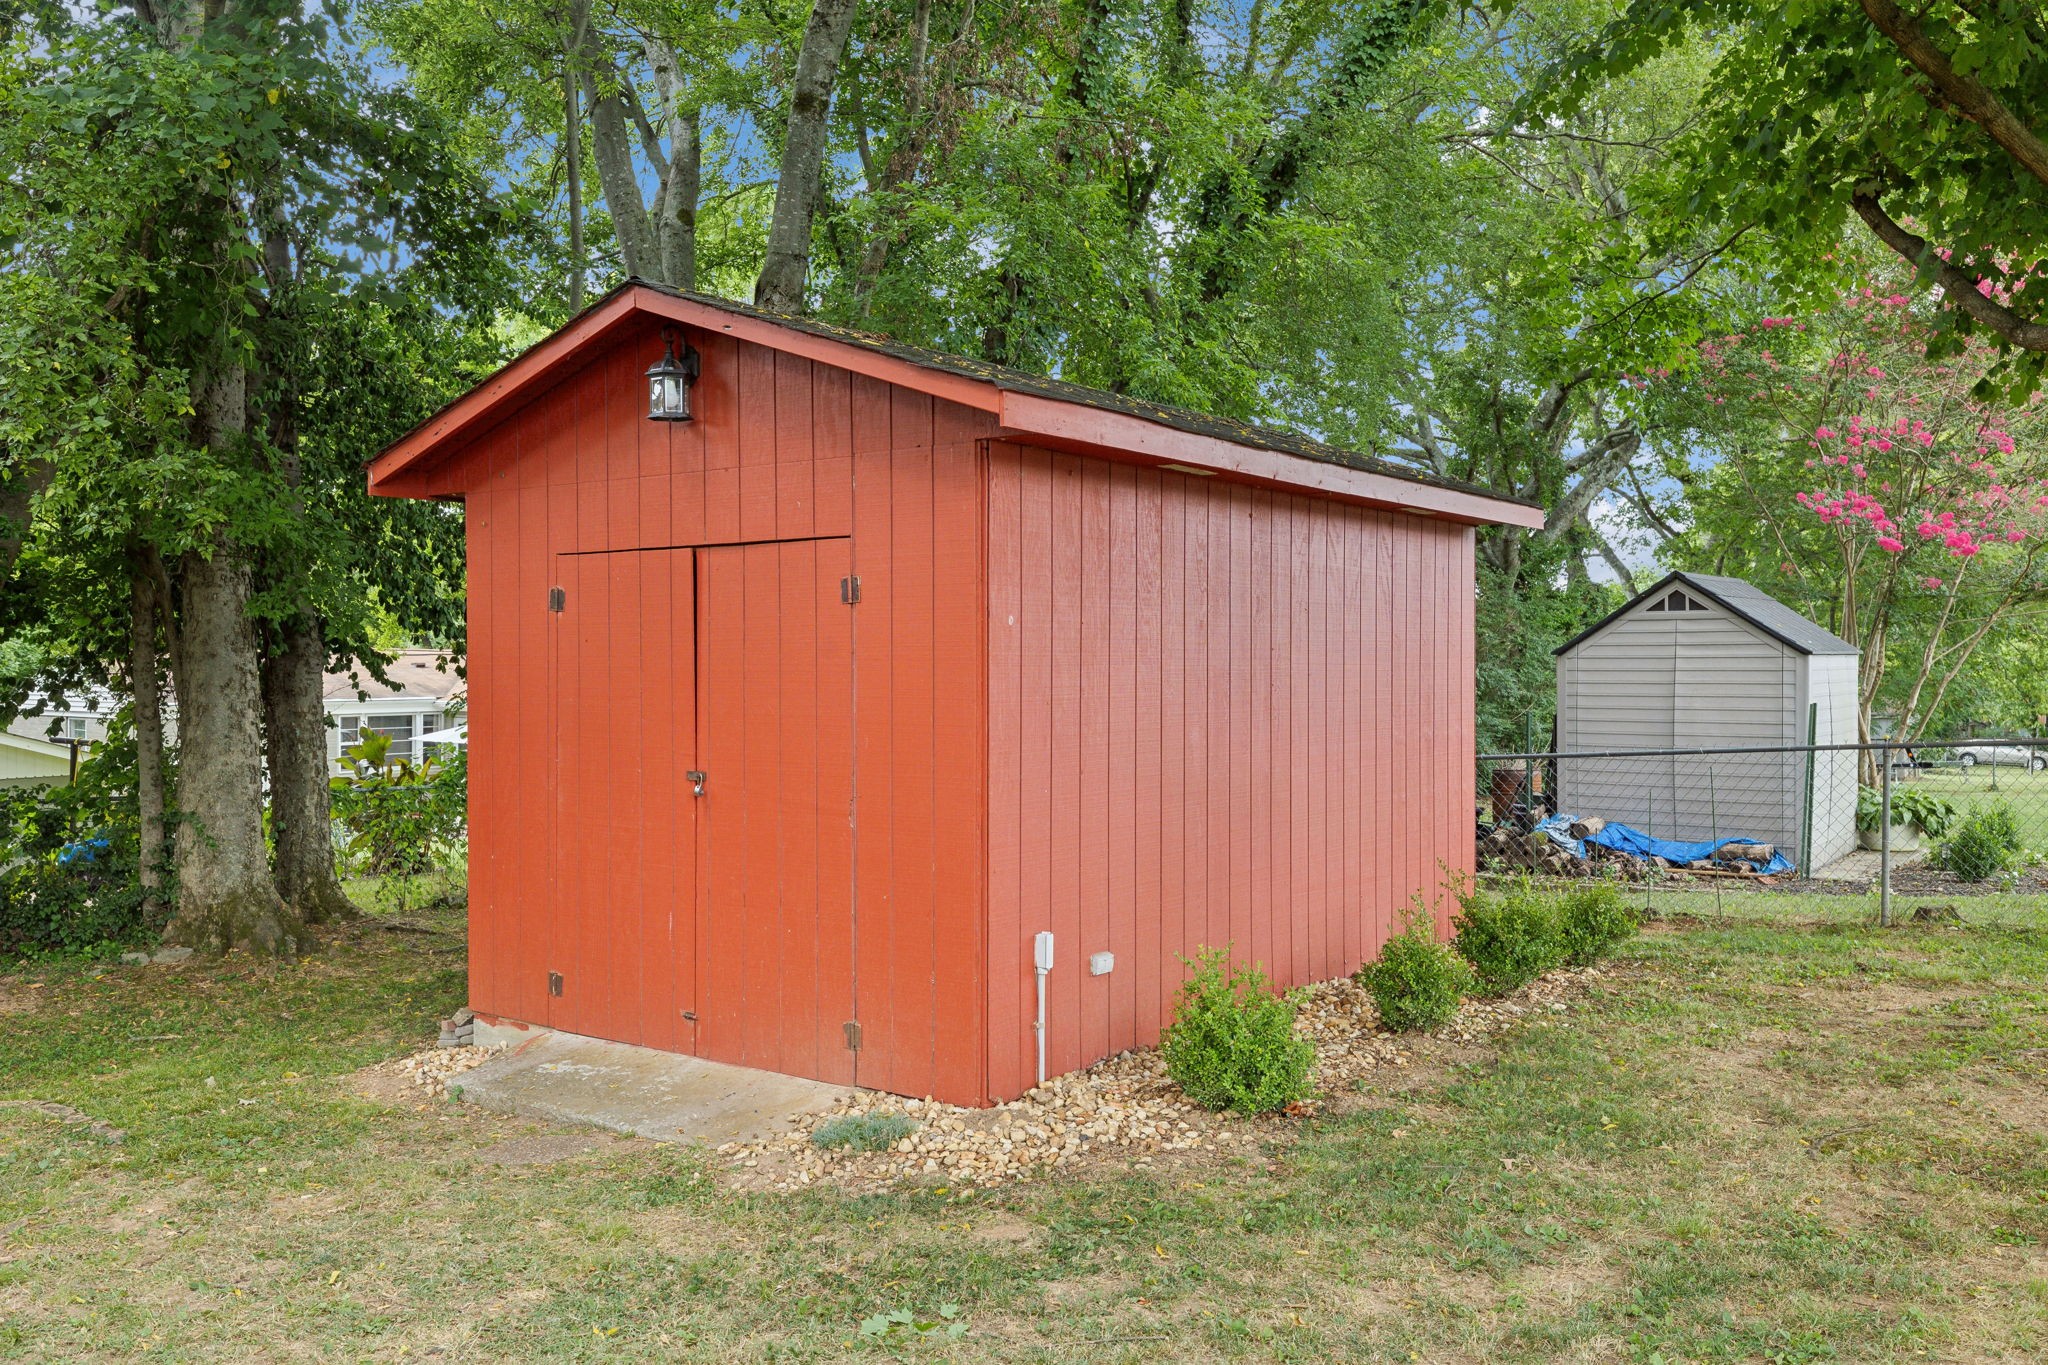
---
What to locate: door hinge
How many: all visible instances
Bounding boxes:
[548,971,564,997]
[680,1010,697,1022]
[548,586,565,612]
[840,575,861,605]
[843,1020,863,1052]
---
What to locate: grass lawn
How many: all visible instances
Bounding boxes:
[3,895,2047,1362]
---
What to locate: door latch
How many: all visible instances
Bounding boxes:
[686,770,707,796]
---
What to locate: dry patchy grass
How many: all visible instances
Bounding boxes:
[0,898,2045,1360]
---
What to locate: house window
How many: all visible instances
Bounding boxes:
[343,713,418,762]
[50,717,88,743]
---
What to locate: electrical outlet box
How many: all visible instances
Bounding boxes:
[1089,952,1114,976]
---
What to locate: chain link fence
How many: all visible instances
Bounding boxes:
[1475,739,2048,926]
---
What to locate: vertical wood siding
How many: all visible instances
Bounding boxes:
[984,443,1478,1102]
[455,323,989,1104]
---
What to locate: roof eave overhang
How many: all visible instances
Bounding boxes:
[369,285,1545,528]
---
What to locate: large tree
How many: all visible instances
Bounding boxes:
[1536,0,2048,396]
[0,0,507,950]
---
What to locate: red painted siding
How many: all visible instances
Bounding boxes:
[428,309,1480,1110]
[458,321,990,1103]
[983,443,1477,1102]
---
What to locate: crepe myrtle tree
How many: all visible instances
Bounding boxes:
[1656,281,2048,746]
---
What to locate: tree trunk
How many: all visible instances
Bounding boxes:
[164,540,305,955]
[754,0,861,312]
[129,554,168,925]
[577,7,659,281]
[565,57,585,310]
[263,614,356,924]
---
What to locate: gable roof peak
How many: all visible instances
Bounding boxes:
[1555,570,1859,657]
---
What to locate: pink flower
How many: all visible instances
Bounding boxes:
[1876,536,1906,552]
[1923,576,1944,589]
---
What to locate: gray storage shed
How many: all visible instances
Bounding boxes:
[1554,572,1860,872]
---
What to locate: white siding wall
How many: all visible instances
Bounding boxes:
[1802,653,1861,868]
[1672,611,1798,851]
[1556,612,1677,831]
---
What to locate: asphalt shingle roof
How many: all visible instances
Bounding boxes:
[1556,571,1860,657]
[628,281,1538,514]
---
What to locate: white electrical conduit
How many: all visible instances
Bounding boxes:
[1033,931,1054,1088]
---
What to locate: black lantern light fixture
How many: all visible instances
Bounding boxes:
[646,329,701,422]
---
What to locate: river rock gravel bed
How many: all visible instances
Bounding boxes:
[717,964,1607,1193]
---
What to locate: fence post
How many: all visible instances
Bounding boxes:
[1522,714,1535,830]
[1801,703,1817,875]
[1709,766,1723,916]
[1646,789,1655,920]
[1879,745,1892,927]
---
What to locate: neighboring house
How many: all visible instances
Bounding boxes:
[323,651,465,770]
[3,687,120,750]
[0,729,76,787]
[366,280,1544,1107]
[1554,571,1861,873]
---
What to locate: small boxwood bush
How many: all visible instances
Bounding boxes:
[1934,801,2025,882]
[1356,899,1473,1032]
[1556,882,1640,967]
[1453,881,1563,995]
[1161,947,1315,1114]
[812,1113,917,1151]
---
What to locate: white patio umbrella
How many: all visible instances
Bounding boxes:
[418,724,468,746]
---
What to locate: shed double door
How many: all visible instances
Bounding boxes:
[551,538,858,1086]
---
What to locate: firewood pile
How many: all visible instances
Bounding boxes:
[1478,825,1641,879]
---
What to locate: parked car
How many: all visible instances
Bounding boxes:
[1948,743,2048,771]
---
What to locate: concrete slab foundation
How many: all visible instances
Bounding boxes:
[454,1024,853,1145]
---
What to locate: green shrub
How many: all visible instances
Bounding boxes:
[1161,947,1315,1114]
[1356,899,1473,1032]
[1858,785,1956,837]
[1556,882,1641,967]
[1933,801,2024,881]
[330,737,468,877]
[0,719,156,957]
[1454,881,1564,995]
[812,1113,917,1151]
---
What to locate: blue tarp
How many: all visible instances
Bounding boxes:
[1581,820,1795,876]
[1526,813,1795,875]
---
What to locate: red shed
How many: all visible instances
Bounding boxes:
[369,282,1543,1106]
